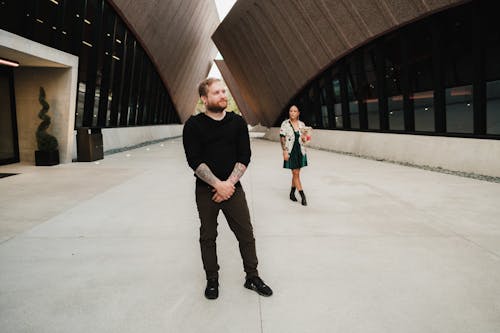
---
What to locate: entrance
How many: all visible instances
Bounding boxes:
[0,66,19,165]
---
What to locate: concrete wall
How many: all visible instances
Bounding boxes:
[108,0,220,122]
[102,124,183,153]
[263,128,500,178]
[70,124,183,160]
[213,0,468,126]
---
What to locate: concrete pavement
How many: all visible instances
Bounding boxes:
[1,138,499,333]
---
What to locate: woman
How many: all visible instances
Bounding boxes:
[279,105,309,206]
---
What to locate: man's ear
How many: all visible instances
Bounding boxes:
[201,96,208,105]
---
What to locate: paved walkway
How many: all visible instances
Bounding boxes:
[1,138,500,333]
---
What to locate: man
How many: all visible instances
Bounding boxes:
[183,78,273,300]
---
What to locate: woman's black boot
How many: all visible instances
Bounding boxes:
[299,190,307,206]
[289,187,297,201]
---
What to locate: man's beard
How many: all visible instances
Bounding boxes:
[206,101,227,113]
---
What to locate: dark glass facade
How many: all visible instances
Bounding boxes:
[0,0,180,129]
[0,67,19,165]
[278,0,500,140]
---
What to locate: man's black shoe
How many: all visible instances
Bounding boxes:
[205,278,219,300]
[244,276,273,297]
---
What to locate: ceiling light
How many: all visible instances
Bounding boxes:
[0,58,19,67]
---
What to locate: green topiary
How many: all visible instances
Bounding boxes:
[36,87,59,152]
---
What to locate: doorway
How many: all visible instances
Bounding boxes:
[0,66,19,165]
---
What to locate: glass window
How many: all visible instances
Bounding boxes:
[384,35,404,131]
[0,70,18,164]
[128,44,143,126]
[0,0,178,130]
[61,0,85,55]
[445,85,473,133]
[0,0,29,36]
[109,19,125,126]
[332,68,343,129]
[96,1,115,127]
[139,62,152,125]
[346,60,360,129]
[92,1,106,127]
[412,91,434,131]
[319,74,335,129]
[119,31,136,126]
[407,24,435,132]
[82,0,98,50]
[129,51,142,125]
[486,81,500,135]
[151,75,161,124]
[307,86,319,127]
[443,6,473,134]
[319,86,329,129]
[136,56,150,126]
[274,1,497,139]
[75,82,85,127]
[81,0,100,127]
[31,0,58,46]
[485,2,500,135]
[92,89,100,127]
[362,49,379,130]
[331,66,344,128]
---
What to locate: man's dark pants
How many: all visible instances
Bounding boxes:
[195,183,259,280]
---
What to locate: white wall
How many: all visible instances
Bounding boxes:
[263,128,500,178]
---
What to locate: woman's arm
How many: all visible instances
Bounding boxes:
[280,136,289,161]
[280,136,286,151]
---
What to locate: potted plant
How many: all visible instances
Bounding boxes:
[35,87,59,166]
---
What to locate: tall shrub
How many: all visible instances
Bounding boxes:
[36,87,58,151]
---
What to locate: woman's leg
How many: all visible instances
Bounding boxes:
[289,171,297,201]
[294,169,307,206]
[292,169,302,190]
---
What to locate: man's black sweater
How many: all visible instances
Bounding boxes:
[182,112,251,186]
